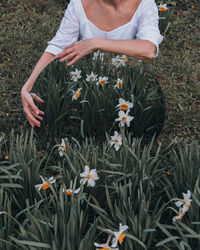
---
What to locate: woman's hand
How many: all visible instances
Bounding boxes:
[55,38,98,66]
[21,87,44,128]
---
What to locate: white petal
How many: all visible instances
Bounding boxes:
[111,236,118,248]
[175,201,183,207]
[120,224,129,233]
[59,150,63,157]
[87,178,96,187]
[35,184,43,191]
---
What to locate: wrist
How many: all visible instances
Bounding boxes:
[22,81,33,93]
[91,38,103,51]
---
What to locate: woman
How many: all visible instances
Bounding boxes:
[21,0,163,128]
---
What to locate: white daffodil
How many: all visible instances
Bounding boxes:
[115,110,134,127]
[170,191,192,223]
[114,78,123,89]
[112,55,123,68]
[172,207,187,224]
[116,98,133,112]
[94,236,118,250]
[106,223,128,248]
[72,88,82,100]
[109,131,122,151]
[80,165,99,187]
[93,50,104,61]
[62,181,80,196]
[58,138,67,157]
[70,68,82,82]
[35,175,56,191]
[97,76,109,86]
[175,190,192,212]
[158,3,168,11]
[121,55,128,65]
[86,71,98,82]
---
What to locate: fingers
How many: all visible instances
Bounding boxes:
[31,111,43,121]
[56,46,74,59]
[26,112,41,127]
[30,93,44,103]
[67,55,81,66]
[25,93,44,115]
[59,51,77,63]
[27,117,35,128]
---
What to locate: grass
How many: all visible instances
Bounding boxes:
[0,0,199,145]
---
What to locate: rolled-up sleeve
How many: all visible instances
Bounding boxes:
[136,0,163,57]
[45,0,80,55]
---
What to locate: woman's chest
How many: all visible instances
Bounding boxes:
[81,0,142,32]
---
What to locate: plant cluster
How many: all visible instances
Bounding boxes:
[0,130,200,249]
[34,52,165,147]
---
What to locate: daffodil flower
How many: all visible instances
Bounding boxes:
[169,190,192,223]
[158,3,168,11]
[97,76,109,86]
[80,165,99,187]
[35,175,56,191]
[172,206,187,224]
[94,236,118,250]
[62,181,80,196]
[114,79,123,89]
[121,55,128,64]
[58,138,67,157]
[72,88,82,100]
[174,190,192,211]
[116,98,133,111]
[105,223,129,248]
[115,110,134,127]
[70,68,82,82]
[109,131,122,151]
[93,50,104,61]
[112,55,124,68]
[86,71,98,82]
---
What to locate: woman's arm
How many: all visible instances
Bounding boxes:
[21,52,55,128]
[95,38,157,59]
[56,37,156,65]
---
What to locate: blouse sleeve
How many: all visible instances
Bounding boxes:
[45,0,80,55]
[136,0,163,57]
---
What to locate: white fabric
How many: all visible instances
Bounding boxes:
[45,0,163,57]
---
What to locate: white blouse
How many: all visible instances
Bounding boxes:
[45,0,163,56]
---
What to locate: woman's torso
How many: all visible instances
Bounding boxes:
[74,0,144,40]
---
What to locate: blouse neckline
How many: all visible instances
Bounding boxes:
[79,0,143,33]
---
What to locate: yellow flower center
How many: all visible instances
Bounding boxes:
[118,233,126,244]
[63,146,67,152]
[120,82,123,87]
[192,5,194,8]
[75,74,78,78]
[100,80,105,85]
[122,116,127,121]
[76,91,81,98]
[5,155,8,160]
[115,138,119,143]
[124,57,127,63]
[120,104,128,110]
[87,172,94,181]
[42,182,50,190]
[160,6,166,11]
[66,190,72,195]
